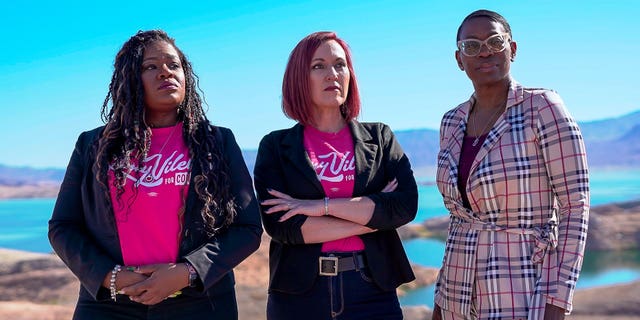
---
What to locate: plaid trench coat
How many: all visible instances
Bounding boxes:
[434,80,590,319]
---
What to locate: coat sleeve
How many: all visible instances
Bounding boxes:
[183,127,263,290]
[365,124,418,230]
[48,131,116,300]
[253,131,308,245]
[536,91,590,312]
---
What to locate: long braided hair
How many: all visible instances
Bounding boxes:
[95,30,236,235]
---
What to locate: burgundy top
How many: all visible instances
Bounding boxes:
[457,134,488,210]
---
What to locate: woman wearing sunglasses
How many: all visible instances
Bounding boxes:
[432,10,590,320]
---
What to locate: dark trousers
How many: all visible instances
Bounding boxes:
[72,289,238,320]
[267,266,402,320]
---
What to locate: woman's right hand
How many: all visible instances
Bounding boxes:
[102,268,148,292]
[381,178,398,193]
[264,178,399,222]
[432,303,442,320]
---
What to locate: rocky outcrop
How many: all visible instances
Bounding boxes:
[2,244,637,319]
[2,196,640,320]
[0,234,440,320]
[585,200,640,250]
[404,200,640,251]
[0,183,59,199]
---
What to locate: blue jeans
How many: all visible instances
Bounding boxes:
[72,289,237,320]
[267,262,402,320]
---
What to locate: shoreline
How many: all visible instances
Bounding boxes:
[1,244,639,320]
[2,191,640,318]
[3,196,640,319]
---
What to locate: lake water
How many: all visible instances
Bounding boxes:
[401,168,640,307]
[1,168,639,308]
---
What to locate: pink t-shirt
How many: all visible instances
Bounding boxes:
[303,125,364,252]
[108,123,190,266]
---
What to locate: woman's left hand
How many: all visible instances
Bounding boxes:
[262,189,324,222]
[543,304,566,320]
[120,263,189,305]
[262,179,398,223]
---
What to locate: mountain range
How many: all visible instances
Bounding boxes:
[396,110,640,169]
[2,110,638,185]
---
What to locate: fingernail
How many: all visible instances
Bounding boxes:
[126,266,136,271]
[267,188,272,191]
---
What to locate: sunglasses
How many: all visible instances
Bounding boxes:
[457,33,511,57]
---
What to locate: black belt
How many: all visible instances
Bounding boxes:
[318,253,366,276]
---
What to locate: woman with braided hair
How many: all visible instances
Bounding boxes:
[49,29,262,319]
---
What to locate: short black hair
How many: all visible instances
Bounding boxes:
[456,9,512,42]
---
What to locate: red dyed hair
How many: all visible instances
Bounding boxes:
[281,31,361,126]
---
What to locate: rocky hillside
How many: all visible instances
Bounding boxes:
[585,200,640,250]
[0,233,437,320]
[410,200,640,252]
[579,110,640,142]
[1,229,638,320]
[390,110,640,170]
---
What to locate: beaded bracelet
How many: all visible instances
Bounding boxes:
[324,197,329,216]
[110,264,122,302]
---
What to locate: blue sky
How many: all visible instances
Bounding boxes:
[1,0,638,168]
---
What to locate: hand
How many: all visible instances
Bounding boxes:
[102,269,148,292]
[120,263,189,305]
[431,303,442,320]
[381,178,398,193]
[261,189,324,222]
[544,304,566,320]
[262,179,399,223]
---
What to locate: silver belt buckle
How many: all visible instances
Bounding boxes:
[319,256,339,276]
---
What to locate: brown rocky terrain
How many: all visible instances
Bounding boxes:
[406,200,640,252]
[584,200,640,250]
[1,230,639,320]
[0,183,60,199]
[1,199,639,319]
[0,234,439,320]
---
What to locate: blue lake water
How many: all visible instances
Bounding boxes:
[1,168,639,308]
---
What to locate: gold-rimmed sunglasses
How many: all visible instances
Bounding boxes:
[457,33,511,57]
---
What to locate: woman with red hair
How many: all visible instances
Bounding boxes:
[254,31,419,319]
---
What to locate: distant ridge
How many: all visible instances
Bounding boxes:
[579,110,640,142]
[0,165,65,186]
[392,110,640,170]
[1,110,639,185]
[586,123,640,167]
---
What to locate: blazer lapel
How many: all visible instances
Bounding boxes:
[350,121,379,196]
[470,80,522,175]
[471,112,511,171]
[444,102,471,187]
[281,124,325,194]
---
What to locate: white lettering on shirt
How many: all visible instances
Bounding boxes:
[313,151,356,183]
[118,151,191,187]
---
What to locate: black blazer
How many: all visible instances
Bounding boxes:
[49,125,262,302]
[253,121,417,294]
